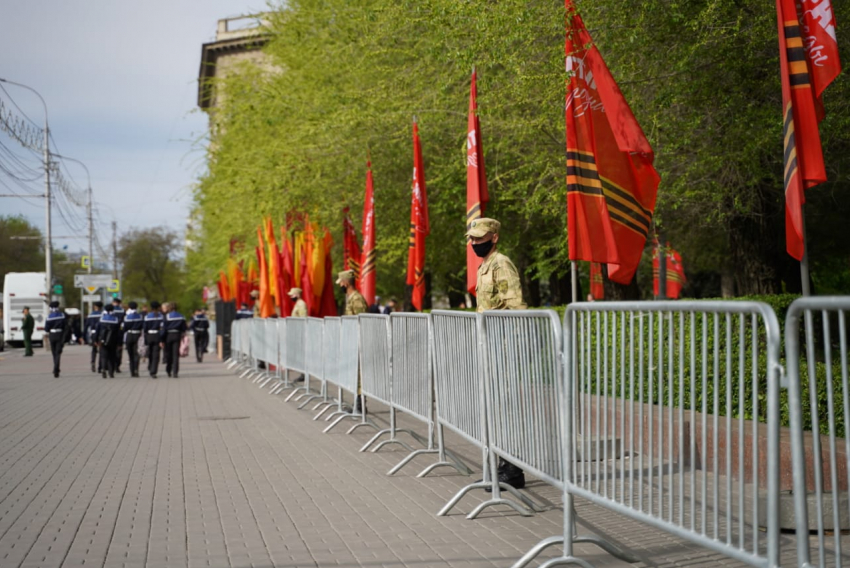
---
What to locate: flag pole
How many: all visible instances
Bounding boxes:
[799,205,811,297]
[571,261,577,303]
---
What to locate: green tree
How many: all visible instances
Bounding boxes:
[0,215,44,273]
[118,228,185,305]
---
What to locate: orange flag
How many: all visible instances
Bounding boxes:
[407,120,430,311]
[256,226,275,317]
[565,0,659,284]
[360,161,376,305]
[264,216,281,304]
[777,0,841,260]
[466,69,489,296]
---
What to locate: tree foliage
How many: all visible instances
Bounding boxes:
[191,0,850,302]
[118,228,186,306]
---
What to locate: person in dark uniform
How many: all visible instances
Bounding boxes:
[21,307,35,356]
[84,302,103,373]
[143,301,164,378]
[96,304,120,378]
[111,298,125,373]
[123,301,143,377]
[235,302,254,319]
[161,302,187,378]
[188,308,210,363]
[44,301,67,378]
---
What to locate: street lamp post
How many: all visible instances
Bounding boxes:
[0,78,52,301]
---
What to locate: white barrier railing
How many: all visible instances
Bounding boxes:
[323,316,363,433]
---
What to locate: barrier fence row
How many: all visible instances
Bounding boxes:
[224,297,850,568]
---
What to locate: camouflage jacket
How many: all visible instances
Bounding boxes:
[476,250,527,312]
[292,299,308,318]
[344,290,368,316]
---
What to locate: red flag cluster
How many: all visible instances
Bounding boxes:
[652,244,687,300]
[777,0,841,260]
[217,254,257,308]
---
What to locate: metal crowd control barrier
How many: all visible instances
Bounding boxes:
[270,319,290,395]
[520,301,782,568]
[294,318,325,407]
[787,297,850,568]
[227,320,243,369]
[324,316,364,432]
[430,310,538,518]
[311,317,341,416]
[242,319,264,380]
[251,318,272,384]
[283,318,308,401]
[385,313,469,477]
[257,319,280,387]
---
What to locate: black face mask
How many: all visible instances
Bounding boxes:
[290,296,299,302]
[471,240,494,258]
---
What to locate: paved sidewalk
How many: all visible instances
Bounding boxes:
[0,345,811,568]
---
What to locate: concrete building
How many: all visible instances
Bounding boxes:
[197,15,272,114]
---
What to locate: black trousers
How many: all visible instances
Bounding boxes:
[164,337,181,376]
[100,344,117,376]
[126,336,140,375]
[194,331,209,362]
[146,341,161,375]
[115,340,124,369]
[49,335,64,374]
[90,343,101,371]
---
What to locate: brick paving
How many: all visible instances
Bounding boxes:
[0,344,839,567]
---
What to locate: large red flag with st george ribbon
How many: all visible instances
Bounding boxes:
[777,0,841,260]
[342,207,362,288]
[652,243,687,299]
[466,69,489,297]
[407,121,430,311]
[589,262,604,300]
[360,161,376,306]
[565,0,659,284]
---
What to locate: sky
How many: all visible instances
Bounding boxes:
[1,0,264,262]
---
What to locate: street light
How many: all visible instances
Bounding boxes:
[0,77,52,300]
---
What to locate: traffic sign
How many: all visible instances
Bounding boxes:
[81,256,91,268]
[82,294,100,302]
[85,286,99,294]
[108,279,120,293]
[74,274,113,288]
[53,284,63,295]
[111,292,119,299]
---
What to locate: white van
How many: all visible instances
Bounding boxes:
[3,272,48,347]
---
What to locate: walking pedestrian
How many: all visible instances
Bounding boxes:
[84,302,103,373]
[189,308,210,363]
[44,301,67,378]
[467,217,527,490]
[96,304,120,378]
[161,302,187,378]
[21,306,35,356]
[123,301,143,377]
[143,301,164,378]
[111,298,125,373]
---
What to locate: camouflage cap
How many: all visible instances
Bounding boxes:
[336,269,355,284]
[466,217,501,238]
[287,287,302,296]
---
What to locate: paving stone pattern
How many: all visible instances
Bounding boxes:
[0,345,826,567]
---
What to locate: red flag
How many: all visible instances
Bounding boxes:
[360,161,376,306]
[652,243,687,299]
[280,226,294,317]
[264,217,285,312]
[407,121,430,311]
[565,1,659,284]
[589,262,604,300]
[777,0,840,260]
[319,229,338,317]
[343,207,362,288]
[218,271,231,301]
[299,240,314,316]
[466,69,489,296]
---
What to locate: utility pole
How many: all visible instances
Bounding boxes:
[112,221,118,280]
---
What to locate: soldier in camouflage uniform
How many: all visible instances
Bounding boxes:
[467,217,528,490]
[289,287,308,318]
[337,270,367,316]
[337,269,368,412]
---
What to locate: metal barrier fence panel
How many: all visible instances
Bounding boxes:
[359,314,392,407]
[391,313,433,427]
[323,318,341,385]
[286,317,307,374]
[480,310,563,488]
[251,319,264,364]
[787,296,850,568]
[430,310,484,447]
[277,318,287,369]
[231,320,241,357]
[265,318,278,366]
[336,316,360,396]
[557,301,781,568]
[242,320,252,360]
[306,318,325,381]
